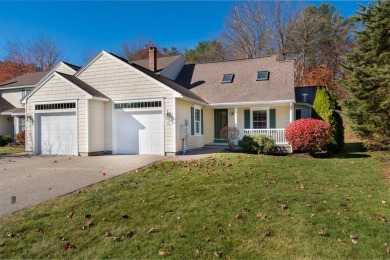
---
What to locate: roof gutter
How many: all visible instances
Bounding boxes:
[0,85,36,90]
[179,96,209,106]
[208,99,296,107]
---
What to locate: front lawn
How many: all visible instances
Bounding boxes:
[0,146,24,155]
[0,144,389,258]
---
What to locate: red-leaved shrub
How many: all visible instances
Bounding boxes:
[285,119,332,154]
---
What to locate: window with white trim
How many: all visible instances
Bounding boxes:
[18,117,25,132]
[194,107,201,135]
[253,110,267,129]
[114,101,161,109]
[22,89,30,99]
[35,102,76,110]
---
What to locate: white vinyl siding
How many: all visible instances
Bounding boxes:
[77,53,176,153]
[25,75,88,154]
[1,89,32,107]
[0,116,13,136]
[55,63,77,75]
[175,99,213,152]
[89,100,106,153]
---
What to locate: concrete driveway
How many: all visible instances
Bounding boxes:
[0,154,164,216]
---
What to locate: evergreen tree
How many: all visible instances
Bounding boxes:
[313,87,344,152]
[340,0,390,150]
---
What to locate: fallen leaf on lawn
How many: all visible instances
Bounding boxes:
[122,215,129,219]
[59,236,67,241]
[368,194,373,198]
[147,228,156,234]
[112,236,121,242]
[386,247,390,254]
[257,213,266,219]
[104,232,112,237]
[300,185,305,190]
[319,230,327,236]
[280,204,288,210]
[265,232,273,237]
[36,228,43,233]
[345,217,351,220]
[85,214,91,218]
[68,212,76,218]
[337,238,344,243]
[7,232,15,238]
[350,235,358,244]
[168,195,177,200]
[310,214,316,218]
[382,200,386,204]
[214,250,223,257]
[205,237,211,242]
[342,229,348,234]
[82,221,93,229]
[376,214,387,222]
[64,242,76,251]
[158,250,170,256]
[343,208,349,211]
[195,248,201,255]
[202,225,207,231]
[235,214,242,220]
[243,207,249,212]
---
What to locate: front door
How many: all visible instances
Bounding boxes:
[214,109,228,143]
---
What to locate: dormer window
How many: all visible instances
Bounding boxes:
[221,74,234,83]
[256,71,269,81]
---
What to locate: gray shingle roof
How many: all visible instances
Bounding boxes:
[1,108,24,115]
[0,71,49,88]
[56,72,109,99]
[175,56,296,104]
[132,55,181,72]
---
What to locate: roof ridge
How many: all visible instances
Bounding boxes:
[185,55,294,65]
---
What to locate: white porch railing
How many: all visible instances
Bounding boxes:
[239,128,288,145]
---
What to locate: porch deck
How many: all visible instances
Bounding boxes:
[239,128,288,145]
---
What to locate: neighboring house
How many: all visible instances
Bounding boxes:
[20,47,314,156]
[0,62,81,139]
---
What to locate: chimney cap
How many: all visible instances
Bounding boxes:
[149,46,156,50]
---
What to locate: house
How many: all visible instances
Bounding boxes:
[18,47,313,156]
[0,62,81,139]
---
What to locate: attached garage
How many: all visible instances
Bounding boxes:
[35,102,78,156]
[114,100,164,155]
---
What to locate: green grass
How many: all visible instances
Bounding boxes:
[0,146,24,155]
[0,144,389,259]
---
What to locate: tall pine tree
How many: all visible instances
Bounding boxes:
[340,0,390,150]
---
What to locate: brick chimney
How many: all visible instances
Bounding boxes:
[148,46,157,72]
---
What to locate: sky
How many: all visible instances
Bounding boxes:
[0,1,370,65]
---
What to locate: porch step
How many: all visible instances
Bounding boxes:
[205,143,228,147]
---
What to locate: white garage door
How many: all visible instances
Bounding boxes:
[116,110,164,155]
[38,112,77,155]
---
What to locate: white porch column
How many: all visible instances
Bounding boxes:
[234,107,238,126]
[289,102,294,123]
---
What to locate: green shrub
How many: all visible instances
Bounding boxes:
[312,87,345,152]
[0,134,13,147]
[238,135,277,154]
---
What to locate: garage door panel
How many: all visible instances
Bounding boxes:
[116,110,163,155]
[38,112,77,155]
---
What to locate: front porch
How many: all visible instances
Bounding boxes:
[211,102,294,145]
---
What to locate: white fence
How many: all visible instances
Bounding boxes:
[239,128,288,145]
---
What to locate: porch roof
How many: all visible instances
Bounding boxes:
[1,108,24,116]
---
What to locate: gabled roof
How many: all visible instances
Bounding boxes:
[295,86,318,105]
[0,96,15,113]
[0,71,49,89]
[62,62,81,72]
[175,56,296,104]
[132,55,181,72]
[56,72,108,99]
[129,62,206,103]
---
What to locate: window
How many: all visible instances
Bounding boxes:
[114,101,161,109]
[194,107,201,135]
[22,89,30,99]
[256,71,269,81]
[295,109,302,120]
[221,73,234,83]
[35,102,76,110]
[253,110,267,129]
[18,117,26,132]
